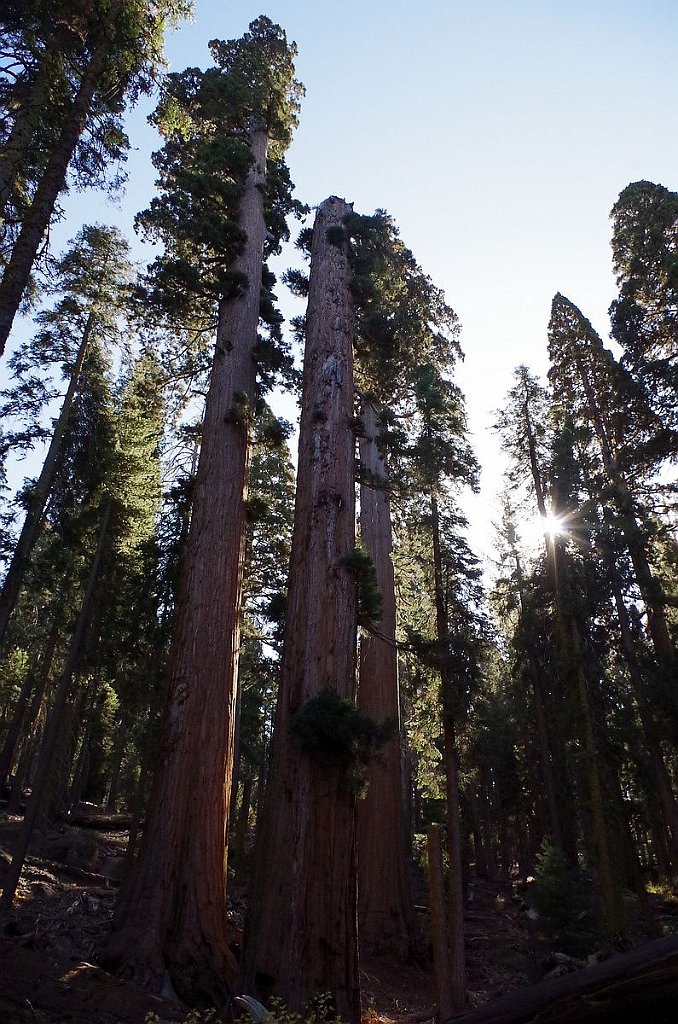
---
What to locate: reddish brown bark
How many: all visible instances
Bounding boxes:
[105,130,269,1002]
[242,197,360,1022]
[357,401,416,959]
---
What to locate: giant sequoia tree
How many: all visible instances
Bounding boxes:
[347,211,461,962]
[243,197,360,1021]
[105,18,302,1001]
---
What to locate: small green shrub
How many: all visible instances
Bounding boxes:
[532,841,596,953]
[291,687,394,796]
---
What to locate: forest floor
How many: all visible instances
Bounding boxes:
[1,813,678,1024]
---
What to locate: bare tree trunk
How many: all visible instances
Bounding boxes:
[427,824,453,1023]
[0,44,107,355]
[232,774,253,878]
[0,504,110,913]
[105,727,127,812]
[357,401,416,960]
[243,196,360,1022]
[105,129,268,1003]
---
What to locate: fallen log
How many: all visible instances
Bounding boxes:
[452,934,678,1024]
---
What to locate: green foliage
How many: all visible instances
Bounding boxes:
[325,224,346,246]
[345,209,461,410]
[138,16,303,342]
[0,647,28,715]
[342,545,382,626]
[267,992,346,1024]
[532,841,593,952]
[610,180,678,412]
[0,1,192,266]
[291,687,394,795]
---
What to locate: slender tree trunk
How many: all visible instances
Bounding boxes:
[0,662,38,794]
[427,824,453,1024]
[4,625,60,805]
[105,727,127,812]
[105,129,269,1002]
[512,550,563,850]
[468,788,489,878]
[232,774,253,877]
[357,400,416,959]
[0,44,108,355]
[431,496,466,1015]
[0,302,99,646]
[243,197,360,1022]
[0,504,110,913]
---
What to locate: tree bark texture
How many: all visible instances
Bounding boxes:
[242,197,360,1022]
[105,131,269,1002]
[357,401,416,959]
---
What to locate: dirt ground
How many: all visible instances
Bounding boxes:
[2,813,670,1024]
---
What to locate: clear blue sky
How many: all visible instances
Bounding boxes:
[15,0,678,567]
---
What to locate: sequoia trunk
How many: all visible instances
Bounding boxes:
[105,130,269,1001]
[243,197,360,1022]
[357,400,416,959]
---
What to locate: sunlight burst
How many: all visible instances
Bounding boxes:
[541,512,566,539]
[518,511,567,551]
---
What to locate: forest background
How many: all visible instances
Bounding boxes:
[1,0,678,1019]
